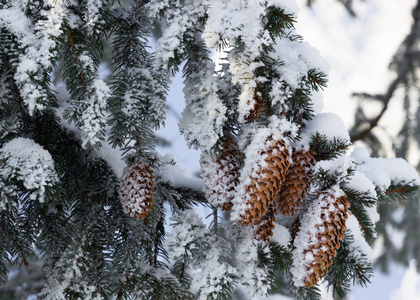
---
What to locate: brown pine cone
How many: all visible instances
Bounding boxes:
[244,92,265,124]
[292,190,350,288]
[201,135,241,211]
[275,149,316,216]
[240,136,291,226]
[119,161,155,219]
[253,204,276,242]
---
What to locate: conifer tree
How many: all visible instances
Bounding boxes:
[0,1,419,299]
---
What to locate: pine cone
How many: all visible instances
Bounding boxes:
[292,191,350,288]
[119,161,155,219]
[240,136,291,226]
[244,92,265,124]
[275,149,316,216]
[201,135,241,211]
[253,204,276,242]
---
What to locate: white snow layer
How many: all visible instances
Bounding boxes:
[85,0,104,29]
[314,155,355,183]
[200,150,236,208]
[179,57,228,152]
[344,170,378,199]
[79,79,111,149]
[157,162,203,191]
[346,214,374,259]
[39,244,103,300]
[0,1,65,114]
[166,209,236,299]
[149,0,206,71]
[271,223,291,246]
[298,112,350,150]
[270,38,330,90]
[351,147,420,192]
[0,138,58,206]
[235,231,272,298]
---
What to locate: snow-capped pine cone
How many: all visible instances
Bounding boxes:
[201,135,241,211]
[240,136,291,226]
[244,92,265,123]
[293,192,350,288]
[274,149,316,216]
[119,161,155,219]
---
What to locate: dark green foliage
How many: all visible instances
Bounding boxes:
[310,133,350,161]
[261,243,293,295]
[287,280,322,300]
[345,188,377,243]
[324,231,373,299]
[108,1,167,156]
[264,6,295,40]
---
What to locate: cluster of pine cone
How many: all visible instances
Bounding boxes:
[118,133,350,287]
[202,134,349,288]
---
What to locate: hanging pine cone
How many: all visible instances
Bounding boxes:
[253,204,276,242]
[119,161,155,219]
[291,190,350,288]
[274,149,316,216]
[244,91,265,124]
[201,135,241,211]
[240,136,291,226]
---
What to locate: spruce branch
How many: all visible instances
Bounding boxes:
[65,24,88,92]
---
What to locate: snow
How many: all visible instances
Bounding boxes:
[344,170,377,199]
[298,112,350,150]
[85,0,104,29]
[271,0,299,15]
[179,52,228,152]
[203,0,275,123]
[157,159,203,191]
[0,1,65,115]
[149,0,207,71]
[271,223,291,246]
[200,149,237,209]
[347,215,374,260]
[0,138,58,206]
[270,38,330,90]
[351,147,420,192]
[78,79,111,149]
[165,209,236,299]
[314,154,355,184]
[39,243,103,300]
[235,230,271,298]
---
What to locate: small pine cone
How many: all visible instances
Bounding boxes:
[253,204,276,242]
[291,190,350,288]
[201,135,241,211]
[275,149,316,216]
[240,136,291,226]
[244,93,265,124]
[119,161,155,219]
